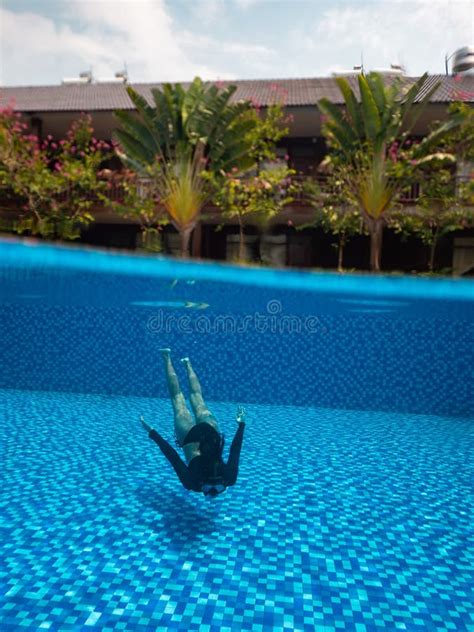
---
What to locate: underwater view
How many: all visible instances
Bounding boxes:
[1,239,473,631]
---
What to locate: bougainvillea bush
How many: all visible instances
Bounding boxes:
[0,107,112,240]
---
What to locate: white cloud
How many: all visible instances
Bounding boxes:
[190,0,225,26]
[0,0,262,85]
[0,0,471,86]
[294,0,473,76]
[234,0,260,9]
[0,7,122,85]
[67,0,223,81]
[179,31,275,58]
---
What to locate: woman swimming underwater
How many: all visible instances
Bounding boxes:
[140,349,245,498]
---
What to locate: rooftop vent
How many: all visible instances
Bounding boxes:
[62,69,128,85]
[373,64,406,75]
[452,46,474,74]
[96,70,128,84]
[333,63,405,77]
[61,70,93,85]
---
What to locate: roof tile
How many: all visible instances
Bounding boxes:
[0,75,473,113]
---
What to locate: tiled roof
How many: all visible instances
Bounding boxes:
[0,75,473,113]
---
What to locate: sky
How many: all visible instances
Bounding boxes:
[0,0,473,86]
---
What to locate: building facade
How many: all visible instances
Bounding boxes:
[1,74,473,272]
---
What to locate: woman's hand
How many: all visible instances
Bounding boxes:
[140,416,153,433]
[236,406,246,424]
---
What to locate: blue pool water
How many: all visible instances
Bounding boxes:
[1,239,473,631]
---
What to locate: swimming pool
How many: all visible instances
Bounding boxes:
[1,239,473,630]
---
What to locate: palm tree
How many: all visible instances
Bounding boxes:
[318,72,463,271]
[113,78,256,256]
[161,145,209,257]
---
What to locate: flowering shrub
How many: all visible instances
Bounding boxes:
[204,101,296,261]
[106,165,168,251]
[243,103,291,165]
[0,108,112,240]
[300,171,366,271]
[209,164,296,261]
[388,152,473,271]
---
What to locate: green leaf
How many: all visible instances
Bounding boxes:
[358,74,381,142]
[335,77,364,137]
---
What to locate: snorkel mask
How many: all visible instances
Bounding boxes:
[202,482,226,497]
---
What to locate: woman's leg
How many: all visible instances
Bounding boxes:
[181,357,219,432]
[160,349,199,463]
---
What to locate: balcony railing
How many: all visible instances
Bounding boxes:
[291,174,423,203]
[1,175,470,211]
[85,175,426,205]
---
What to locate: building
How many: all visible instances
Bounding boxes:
[1,71,473,272]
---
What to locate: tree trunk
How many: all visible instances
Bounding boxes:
[191,221,202,258]
[238,217,245,261]
[428,227,439,272]
[368,218,383,272]
[338,235,345,272]
[180,225,193,258]
[256,230,264,263]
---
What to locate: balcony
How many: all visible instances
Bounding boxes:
[70,174,427,204]
[290,174,445,205]
[0,174,471,223]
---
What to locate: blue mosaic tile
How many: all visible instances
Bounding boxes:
[1,389,473,630]
[1,241,473,629]
[0,241,473,417]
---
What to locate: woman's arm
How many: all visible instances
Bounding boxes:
[141,417,193,490]
[225,422,245,486]
[148,429,194,490]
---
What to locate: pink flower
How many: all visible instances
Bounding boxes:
[287,219,294,227]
